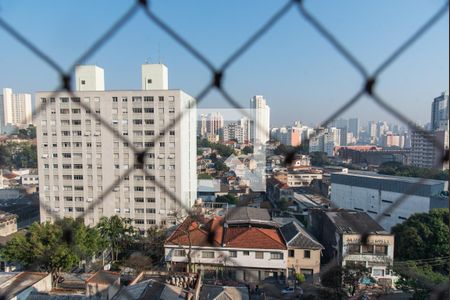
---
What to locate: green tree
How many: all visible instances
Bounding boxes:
[97,216,135,262]
[0,142,37,169]
[214,160,229,173]
[242,145,253,155]
[342,265,370,296]
[216,194,238,205]
[278,197,290,211]
[321,265,343,295]
[394,262,447,300]
[0,219,100,286]
[198,173,213,179]
[391,208,448,272]
[378,161,448,180]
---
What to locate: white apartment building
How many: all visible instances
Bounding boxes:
[330,172,448,230]
[250,95,270,145]
[309,127,340,156]
[0,88,33,132]
[410,129,448,170]
[36,64,197,230]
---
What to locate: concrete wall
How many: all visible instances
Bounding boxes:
[165,246,287,270]
[331,183,432,230]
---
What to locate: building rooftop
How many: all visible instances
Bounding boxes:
[0,210,17,223]
[224,207,278,227]
[332,171,447,197]
[279,221,323,250]
[325,210,387,235]
[0,272,49,299]
[199,285,249,300]
[166,215,286,250]
[85,270,120,285]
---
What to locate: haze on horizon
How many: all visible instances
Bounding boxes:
[0,0,448,127]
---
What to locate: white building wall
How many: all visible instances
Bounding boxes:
[331,183,431,230]
[75,65,105,91]
[141,64,168,90]
[36,89,196,229]
[1,88,32,127]
[165,246,287,270]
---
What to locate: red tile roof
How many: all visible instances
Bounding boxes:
[224,227,286,250]
[166,215,286,250]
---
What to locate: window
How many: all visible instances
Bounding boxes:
[146,208,156,214]
[144,96,153,102]
[135,197,144,203]
[202,251,214,259]
[374,245,388,255]
[147,79,152,84]
[288,250,295,257]
[159,96,164,102]
[270,252,283,260]
[243,251,249,256]
[144,108,154,113]
[361,245,374,254]
[229,251,237,258]
[304,250,311,258]
[348,244,360,254]
[255,252,264,259]
[81,80,86,84]
[174,249,186,257]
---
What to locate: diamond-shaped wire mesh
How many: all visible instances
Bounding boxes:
[0,0,448,299]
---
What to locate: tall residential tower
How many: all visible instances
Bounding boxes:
[36,64,197,229]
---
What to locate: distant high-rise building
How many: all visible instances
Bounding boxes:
[207,112,224,138]
[199,114,207,138]
[368,121,377,144]
[271,126,301,146]
[36,64,197,229]
[0,88,33,132]
[348,118,360,140]
[411,129,448,170]
[309,127,340,156]
[431,91,449,131]
[250,95,270,145]
[222,122,245,143]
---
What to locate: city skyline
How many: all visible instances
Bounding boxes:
[0,0,448,126]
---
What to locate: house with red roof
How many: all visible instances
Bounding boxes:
[165,207,303,283]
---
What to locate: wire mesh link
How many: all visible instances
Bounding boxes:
[0,0,448,299]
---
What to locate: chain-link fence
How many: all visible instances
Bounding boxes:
[0,0,449,299]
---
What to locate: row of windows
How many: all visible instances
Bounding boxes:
[173,249,284,260]
[347,244,388,255]
[112,96,174,102]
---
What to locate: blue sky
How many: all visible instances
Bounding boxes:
[0,0,448,127]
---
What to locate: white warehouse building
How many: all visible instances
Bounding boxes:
[330,172,448,231]
[36,64,197,230]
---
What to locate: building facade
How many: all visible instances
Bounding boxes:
[431,91,449,131]
[410,129,448,170]
[330,172,448,230]
[0,88,33,132]
[36,64,197,230]
[309,209,395,283]
[250,95,270,145]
